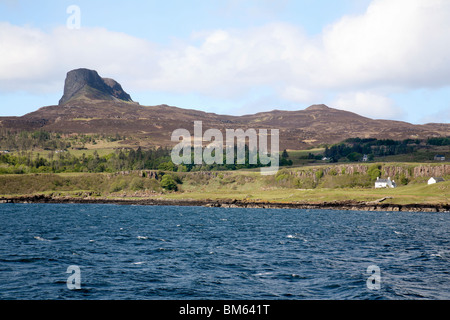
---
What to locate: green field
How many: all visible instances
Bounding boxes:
[0,162,448,206]
[166,171,449,205]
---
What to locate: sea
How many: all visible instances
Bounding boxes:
[0,203,448,300]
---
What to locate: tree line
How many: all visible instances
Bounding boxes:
[0,130,293,174]
[323,137,449,162]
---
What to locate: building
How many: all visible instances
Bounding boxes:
[434,155,446,161]
[375,177,396,188]
[428,177,445,185]
[362,154,369,162]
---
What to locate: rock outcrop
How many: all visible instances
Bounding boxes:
[59,68,133,105]
[291,164,449,180]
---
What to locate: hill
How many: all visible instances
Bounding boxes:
[0,68,448,150]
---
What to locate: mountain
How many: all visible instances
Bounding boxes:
[58,68,133,105]
[0,68,448,150]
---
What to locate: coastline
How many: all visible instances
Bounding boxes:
[1,194,448,212]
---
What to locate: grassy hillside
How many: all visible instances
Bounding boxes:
[1,162,448,206]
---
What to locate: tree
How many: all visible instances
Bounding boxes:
[160,175,178,191]
[368,164,382,181]
[347,152,362,162]
[158,161,175,171]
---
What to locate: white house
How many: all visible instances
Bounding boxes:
[375,177,396,188]
[428,177,445,185]
[434,155,446,161]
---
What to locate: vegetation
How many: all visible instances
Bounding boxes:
[0,130,292,174]
[0,146,173,174]
[160,174,178,191]
[323,137,449,162]
[0,130,448,206]
[367,164,382,180]
[0,129,125,151]
[0,164,448,206]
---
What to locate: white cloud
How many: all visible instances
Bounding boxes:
[1,0,450,120]
[0,22,160,93]
[149,23,308,98]
[332,91,404,119]
[148,0,450,95]
[319,0,450,89]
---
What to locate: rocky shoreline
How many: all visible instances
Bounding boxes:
[0,194,448,212]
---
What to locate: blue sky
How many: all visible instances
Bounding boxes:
[1,0,449,124]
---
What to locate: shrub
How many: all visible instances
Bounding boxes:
[295,177,315,189]
[109,179,128,193]
[160,174,178,191]
[315,169,324,181]
[368,164,382,181]
[158,161,175,171]
[399,173,409,185]
[276,173,290,183]
[130,177,145,191]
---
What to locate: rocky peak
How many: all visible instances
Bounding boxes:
[102,78,133,102]
[59,68,133,105]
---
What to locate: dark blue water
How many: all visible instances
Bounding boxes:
[0,203,448,300]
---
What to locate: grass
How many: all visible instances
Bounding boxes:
[0,162,448,206]
[286,148,325,166]
[166,175,449,205]
[68,148,117,157]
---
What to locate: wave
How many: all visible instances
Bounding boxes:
[431,250,449,259]
[253,272,273,277]
[34,236,51,242]
[286,234,308,242]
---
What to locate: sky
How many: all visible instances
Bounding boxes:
[0,0,450,124]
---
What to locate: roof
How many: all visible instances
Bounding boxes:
[430,177,445,181]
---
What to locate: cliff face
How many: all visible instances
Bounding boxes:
[58,68,133,105]
[102,78,132,102]
[413,164,450,178]
[291,164,450,180]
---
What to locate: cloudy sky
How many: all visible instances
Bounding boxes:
[1,0,449,124]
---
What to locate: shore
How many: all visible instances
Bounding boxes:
[1,194,448,212]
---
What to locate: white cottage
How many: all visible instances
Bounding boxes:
[428,177,445,185]
[375,177,396,188]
